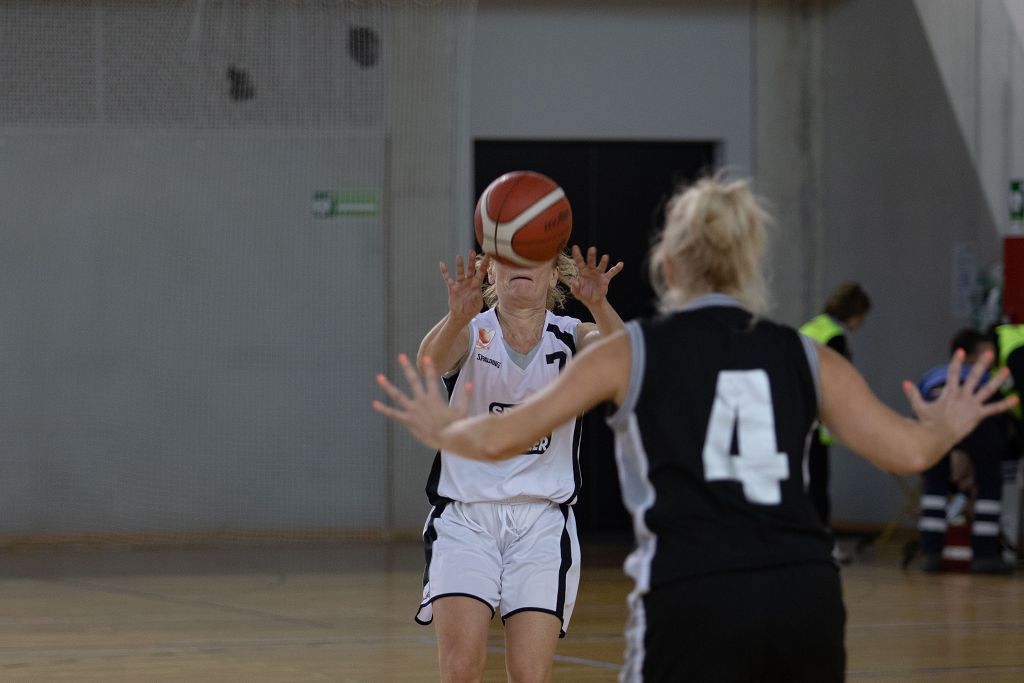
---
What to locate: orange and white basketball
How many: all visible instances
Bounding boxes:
[474,171,572,267]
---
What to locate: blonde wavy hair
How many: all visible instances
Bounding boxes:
[648,174,770,314]
[482,252,578,310]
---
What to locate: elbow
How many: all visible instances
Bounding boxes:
[478,445,504,461]
[450,433,509,462]
[888,460,924,476]
[888,448,934,476]
[477,440,519,462]
[472,438,524,462]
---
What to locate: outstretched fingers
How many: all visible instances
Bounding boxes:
[374,372,413,414]
[570,245,601,270]
[931,347,1019,423]
[451,380,473,418]
[374,356,443,415]
[419,356,442,398]
[943,348,965,398]
[397,353,425,399]
[443,251,486,286]
[461,250,476,279]
[605,259,625,280]
[901,380,929,420]
[981,393,1020,419]
[372,396,405,421]
[963,350,994,392]
[571,245,624,277]
[473,254,490,285]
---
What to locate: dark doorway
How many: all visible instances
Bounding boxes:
[474,140,717,536]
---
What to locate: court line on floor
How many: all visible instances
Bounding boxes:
[415,636,622,671]
[486,645,621,671]
[847,619,1024,631]
[0,635,443,660]
[46,577,338,629]
[849,663,1024,678]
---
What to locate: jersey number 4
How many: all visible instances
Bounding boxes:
[701,370,789,505]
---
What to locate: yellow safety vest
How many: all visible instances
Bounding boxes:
[799,314,843,346]
[995,324,1024,419]
[799,314,845,445]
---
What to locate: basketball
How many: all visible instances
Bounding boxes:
[474,170,572,267]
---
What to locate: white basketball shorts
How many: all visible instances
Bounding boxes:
[416,499,581,635]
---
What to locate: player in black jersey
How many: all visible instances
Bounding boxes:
[374,176,1017,682]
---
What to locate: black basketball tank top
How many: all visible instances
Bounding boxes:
[608,300,833,588]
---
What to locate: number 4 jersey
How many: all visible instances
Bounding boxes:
[607,294,833,590]
[426,307,583,505]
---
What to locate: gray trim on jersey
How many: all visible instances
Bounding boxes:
[446,307,582,373]
[798,333,822,408]
[607,320,646,431]
[622,588,648,682]
[679,292,744,311]
[502,338,542,370]
[797,332,823,493]
[504,314,584,369]
[602,320,657,683]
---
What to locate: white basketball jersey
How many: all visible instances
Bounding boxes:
[426,307,583,505]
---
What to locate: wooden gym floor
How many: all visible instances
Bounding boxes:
[1,539,1022,682]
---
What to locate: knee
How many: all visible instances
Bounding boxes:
[439,648,485,683]
[506,655,553,683]
[501,647,557,683]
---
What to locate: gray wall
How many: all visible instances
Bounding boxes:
[387,2,476,530]
[471,0,754,168]
[916,0,1024,237]
[753,0,828,327]
[0,0,474,537]
[464,0,1006,530]
[0,130,388,533]
[820,0,1000,525]
[0,0,1005,535]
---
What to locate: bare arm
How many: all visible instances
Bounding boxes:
[418,313,471,376]
[376,331,632,460]
[416,252,489,375]
[819,345,1016,474]
[569,245,625,351]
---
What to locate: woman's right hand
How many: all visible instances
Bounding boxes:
[440,251,490,323]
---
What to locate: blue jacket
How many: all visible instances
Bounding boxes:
[917,364,989,401]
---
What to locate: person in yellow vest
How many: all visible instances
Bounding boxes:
[800,282,872,562]
[993,322,1024,564]
[994,323,1024,413]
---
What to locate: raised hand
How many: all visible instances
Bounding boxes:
[569,245,624,309]
[373,355,471,452]
[440,251,490,323]
[902,349,1019,445]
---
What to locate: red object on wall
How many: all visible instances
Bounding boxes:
[1005,237,1024,324]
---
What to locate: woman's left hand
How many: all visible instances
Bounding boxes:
[569,245,624,308]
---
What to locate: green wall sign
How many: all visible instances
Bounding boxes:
[312,190,379,218]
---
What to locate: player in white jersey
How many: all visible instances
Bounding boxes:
[415,245,623,683]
